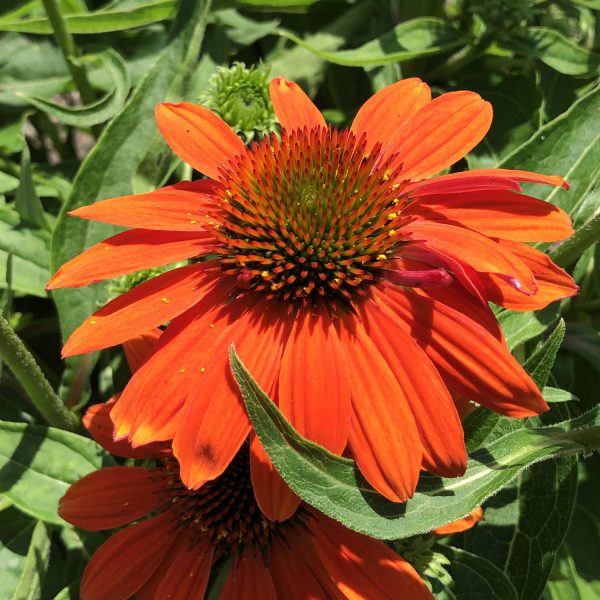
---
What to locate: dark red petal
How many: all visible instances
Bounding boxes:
[359,299,466,477]
[269,526,344,599]
[308,513,433,600]
[59,466,160,530]
[80,513,176,600]
[269,77,325,131]
[47,229,214,290]
[220,548,277,600]
[336,313,422,502]
[62,263,219,357]
[155,102,246,179]
[136,531,214,600]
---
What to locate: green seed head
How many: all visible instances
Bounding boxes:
[202,62,277,143]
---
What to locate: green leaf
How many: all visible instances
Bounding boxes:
[50,0,212,410]
[0,34,71,106]
[14,145,47,231]
[230,345,600,540]
[434,546,518,600]
[507,27,600,76]
[21,49,131,127]
[543,387,579,403]
[11,520,51,600]
[0,206,50,298]
[280,17,469,67]
[523,320,566,389]
[466,74,542,169]
[0,506,35,600]
[0,421,114,524]
[550,212,600,267]
[563,322,600,373]
[500,86,600,227]
[269,2,372,95]
[0,0,177,34]
[497,307,559,351]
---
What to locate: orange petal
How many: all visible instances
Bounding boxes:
[405,189,574,242]
[269,77,325,131]
[404,172,522,197]
[460,168,568,189]
[433,506,485,535]
[336,313,422,502]
[59,466,161,530]
[173,300,293,489]
[359,299,466,478]
[122,328,162,373]
[47,229,214,289]
[268,527,342,599]
[111,278,239,445]
[483,239,578,310]
[402,221,537,295]
[69,180,222,231]
[155,102,246,178]
[250,432,301,522]
[136,531,214,600]
[80,512,176,600]
[308,513,433,600]
[376,285,548,417]
[389,91,492,180]
[351,78,431,152]
[62,263,218,357]
[82,398,169,458]
[221,548,277,600]
[415,281,504,342]
[278,304,351,454]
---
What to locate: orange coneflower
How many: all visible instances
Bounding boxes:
[48,77,577,518]
[61,402,433,600]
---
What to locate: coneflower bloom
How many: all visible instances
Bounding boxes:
[61,403,433,600]
[48,77,577,518]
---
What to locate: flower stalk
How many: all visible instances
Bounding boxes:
[0,315,75,430]
[41,0,96,108]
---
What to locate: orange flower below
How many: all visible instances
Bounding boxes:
[61,404,433,600]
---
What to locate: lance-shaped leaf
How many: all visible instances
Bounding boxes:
[0,421,114,525]
[21,49,130,127]
[280,18,468,67]
[230,345,600,541]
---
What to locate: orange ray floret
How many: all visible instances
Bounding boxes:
[49,76,577,514]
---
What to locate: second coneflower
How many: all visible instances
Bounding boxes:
[48,76,577,518]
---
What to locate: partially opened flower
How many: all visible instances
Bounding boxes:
[48,76,577,517]
[61,406,433,600]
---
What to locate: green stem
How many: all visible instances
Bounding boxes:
[551,212,600,267]
[41,0,96,110]
[0,316,74,430]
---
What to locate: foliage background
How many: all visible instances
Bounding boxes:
[0,0,599,598]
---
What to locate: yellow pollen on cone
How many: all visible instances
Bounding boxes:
[161,297,170,303]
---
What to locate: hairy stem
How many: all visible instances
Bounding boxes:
[0,316,74,430]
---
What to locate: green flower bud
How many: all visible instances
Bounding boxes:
[202,62,278,143]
